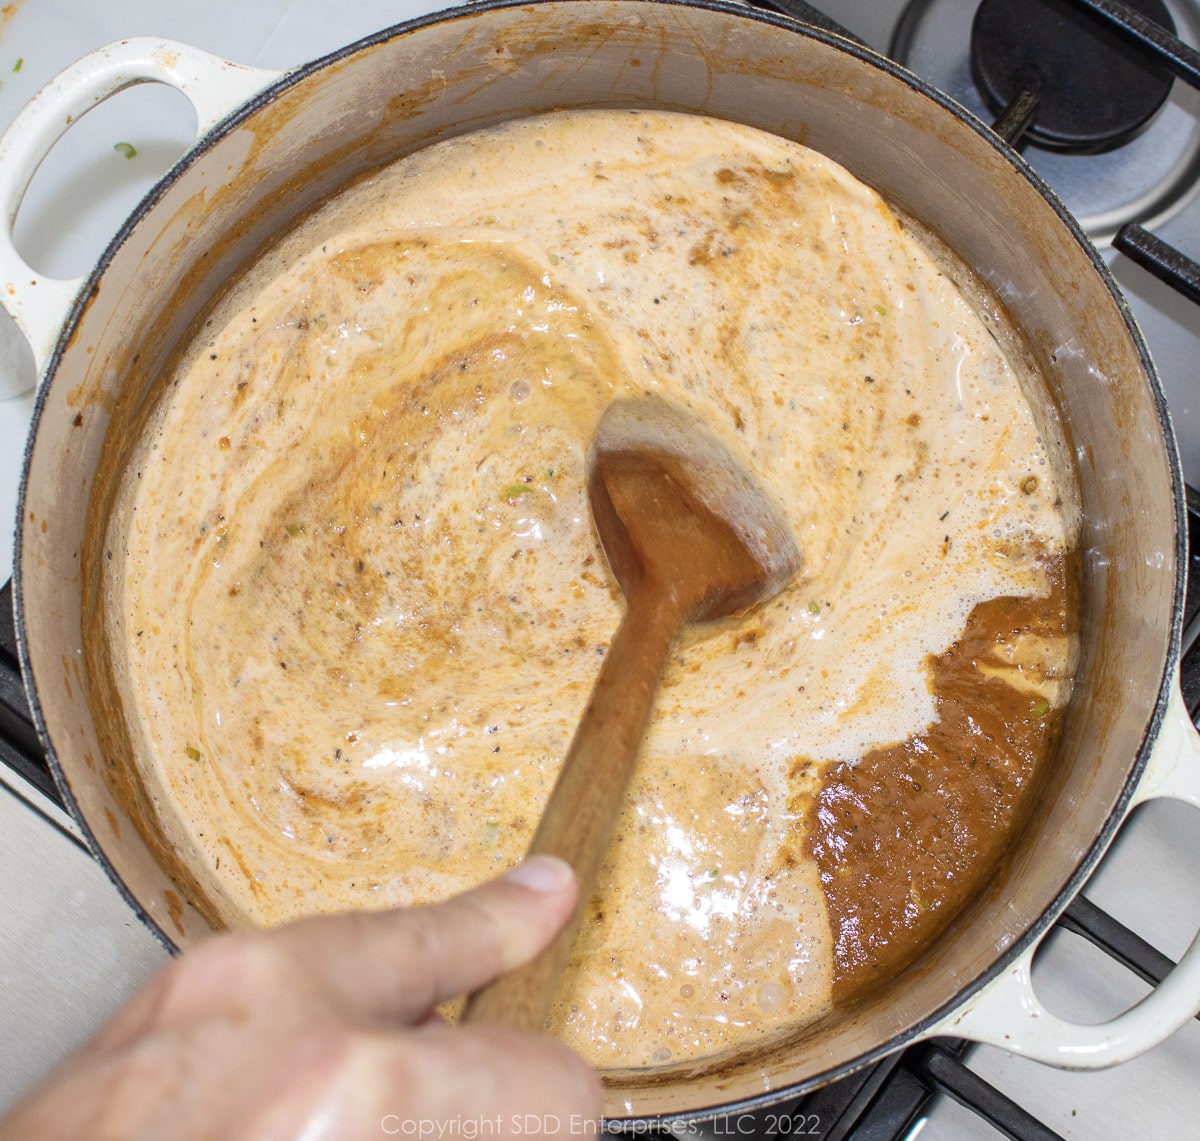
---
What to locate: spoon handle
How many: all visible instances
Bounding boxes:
[460,581,688,1030]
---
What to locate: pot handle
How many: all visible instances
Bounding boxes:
[0,38,283,394]
[934,682,1200,1067]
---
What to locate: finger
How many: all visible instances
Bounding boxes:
[280,1022,603,1140]
[382,1023,603,1135]
[82,932,320,1052]
[272,855,579,1026]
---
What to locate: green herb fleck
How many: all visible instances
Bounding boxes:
[114,141,137,160]
[286,524,305,538]
[1032,697,1050,718]
[482,820,500,848]
[707,868,720,879]
[13,58,23,73]
[546,467,557,478]
[873,304,888,317]
[808,600,820,615]
[185,745,201,762]
[504,484,532,499]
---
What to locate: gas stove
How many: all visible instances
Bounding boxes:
[1,2,1199,1138]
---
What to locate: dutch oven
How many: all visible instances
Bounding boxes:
[3,0,1200,1123]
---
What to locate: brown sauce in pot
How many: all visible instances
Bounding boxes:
[795,564,1070,998]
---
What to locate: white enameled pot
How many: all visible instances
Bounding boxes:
[3,1,1200,1123]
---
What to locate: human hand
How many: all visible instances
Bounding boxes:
[0,855,601,1140]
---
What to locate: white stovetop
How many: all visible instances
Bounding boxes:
[0,2,1198,1137]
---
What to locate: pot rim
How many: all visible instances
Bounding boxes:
[10,0,1189,1121]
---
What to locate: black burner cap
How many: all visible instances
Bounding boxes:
[971,0,1177,153]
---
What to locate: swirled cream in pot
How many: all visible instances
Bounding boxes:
[97,110,1076,1069]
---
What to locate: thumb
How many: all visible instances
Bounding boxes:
[273,855,579,1026]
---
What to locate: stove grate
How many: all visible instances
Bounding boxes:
[1066,0,1200,86]
[0,581,54,805]
[1113,223,1200,305]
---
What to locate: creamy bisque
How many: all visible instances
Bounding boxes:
[102,110,1074,1069]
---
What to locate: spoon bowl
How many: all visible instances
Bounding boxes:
[587,394,802,621]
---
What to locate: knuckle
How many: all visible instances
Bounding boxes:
[152,931,298,1023]
[393,908,447,1012]
[443,893,508,971]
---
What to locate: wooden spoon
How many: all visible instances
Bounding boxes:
[461,393,801,1029]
